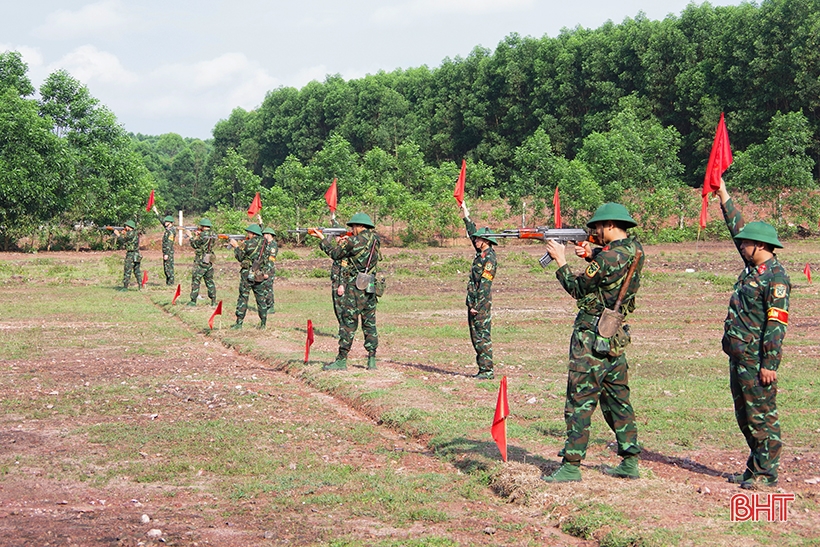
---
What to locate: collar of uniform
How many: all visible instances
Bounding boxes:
[756,255,778,275]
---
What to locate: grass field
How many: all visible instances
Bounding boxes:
[1,237,819,546]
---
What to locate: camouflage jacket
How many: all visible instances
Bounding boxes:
[721,198,790,370]
[158,220,175,256]
[190,230,216,265]
[556,236,645,330]
[465,217,496,313]
[118,229,140,253]
[328,218,343,283]
[234,235,265,271]
[261,239,278,275]
[320,228,380,285]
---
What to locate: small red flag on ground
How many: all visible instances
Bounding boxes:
[208,300,223,330]
[304,319,314,363]
[804,263,812,284]
[172,284,181,304]
[141,270,148,288]
[491,376,510,462]
[146,189,155,212]
[325,178,338,212]
[453,159,466,206]
[247,192,262,218]
[553,186,562,229]
[700,113,733,229]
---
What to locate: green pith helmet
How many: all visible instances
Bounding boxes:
[163,215,174,223]
[347,212,375,229]
[199,218,213,228]
[586,203,638,229]
[245,223,263,236]
[471,227,499,245]
[262,227,276,236]
[734,221,783,248]
[124,220,137,229]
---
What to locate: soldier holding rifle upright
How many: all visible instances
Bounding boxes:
[156,210,176,286]
[113,220,141,291]
[229,224,271,329]
[542,203,645,483]
[188,218,217,307]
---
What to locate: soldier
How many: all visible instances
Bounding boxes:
[228,224,269,329]
[114,220,141,291]
[460,201,498,380]
[188,218,217,307]
[159,214,176,285]
[260,227,278,319]
[324,215,346,326]
[311,212,380,371]
[542,203,645,483]
[717,178,790,490]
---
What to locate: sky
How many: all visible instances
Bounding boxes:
[2,0,744,140]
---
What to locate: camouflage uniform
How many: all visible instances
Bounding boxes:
[328,218,345,325]
[554,236,645,465]
[233,235,270,324]
[118,229,142,289]
[189,231,217,305]
[465,217,496,376]
[260,237,278,315]
[158,218,175,285]
[320,228,380,359]
[721,198,790,484]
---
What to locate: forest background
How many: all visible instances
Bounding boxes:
[3,0,820,251]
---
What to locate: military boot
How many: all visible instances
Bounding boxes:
[187,300,197,306]
[323,357,347,371]
[604,456,640,479]
[474,370,494,380]
[257,317,267,329]
[541,463,582,483]
[728,469,753,484]
[740,475,778,490]
[367,355,377,370]
[231,319,243,330]
[211,298,218,307]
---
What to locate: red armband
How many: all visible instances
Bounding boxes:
[767,307,789,325]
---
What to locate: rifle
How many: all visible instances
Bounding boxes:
[480,227,591,267]
[288,227,352,237]
[99,226,125,231]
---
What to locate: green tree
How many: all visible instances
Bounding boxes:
[211,148,262,210]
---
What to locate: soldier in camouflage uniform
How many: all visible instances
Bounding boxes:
[542,203,645,483]
[158,214,176,285]
[717,178,790,490]
[461,202,498,380]
[114,220,142,291]
[188,218,217,307]
[327,216,346,325]
[312,212,380,371]
[229,224,270,329]
[260,227,278,317]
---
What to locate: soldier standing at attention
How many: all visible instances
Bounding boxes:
[460,201,498,380]
[159,214,176,286]
[114,220,141,291]
[260,227,278,320]
[188,218,217,307]
[717,177,790,490]
[542,203,645,483]
[229,224,268,329]
[311,213,380,371]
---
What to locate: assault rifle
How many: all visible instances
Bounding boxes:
[288,227,352,238]
[480,227,591,267]
[195,233,245,241]
[100,226,125,231]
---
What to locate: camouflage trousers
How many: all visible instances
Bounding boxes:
[337,283,378,358]
[122,251,142,288]
[163,252,174,285]
[235,269,272,321]
[561,328,640,464]
[190,262,216,303]
[332,279,343,325]
[730,358,781,481]
[468,308,493,373]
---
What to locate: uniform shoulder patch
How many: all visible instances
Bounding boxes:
[483,261,494,271]
[773,284,787,299]
[585,261,600,278]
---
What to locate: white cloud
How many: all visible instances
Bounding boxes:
[372,0,534,24]
[47,45,137,85]
[34,0,127,40]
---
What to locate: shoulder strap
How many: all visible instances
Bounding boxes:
[362,233,378,274]
[251,239,267,270]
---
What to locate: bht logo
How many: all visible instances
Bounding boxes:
[730,493,795,522]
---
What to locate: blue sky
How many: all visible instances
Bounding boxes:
[2,0,743,139]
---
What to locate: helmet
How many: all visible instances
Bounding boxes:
[471,226,499,245]
[346,212,375,229]
[124,220,137,229]
[245,223,263,236]
[163,215,174,223]
[734,221,783,248]
[586,203,637,229]
[199,218,213,228]
[262,227,276,235]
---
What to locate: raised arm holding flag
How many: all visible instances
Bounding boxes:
[700,113,733,230]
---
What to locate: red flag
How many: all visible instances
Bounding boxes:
[304,319,315,363]
[247,192,262,218]
[325,178,338,212]
[553,186,562,229]
[453,159,466,206]
[208,300,223,330]
[804,263,812,284]
[141,270,148,288]
[172,284,181,304]
[700,113,733,228]
[146,189,155,212]
[491,376,510,462]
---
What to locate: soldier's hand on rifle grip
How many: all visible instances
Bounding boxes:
[308,227,324,239]
[545,239,567,267]
[575,240,592,259]
[229,238,240,248]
